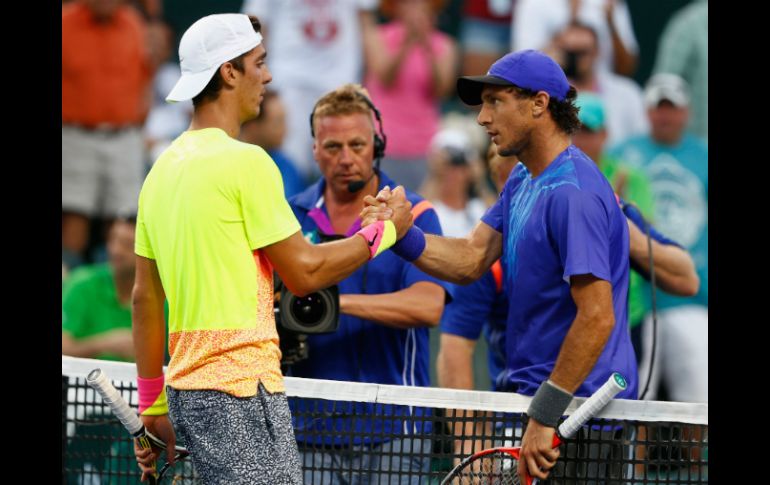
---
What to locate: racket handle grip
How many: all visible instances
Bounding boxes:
[558,373,627,439]
[551,433,562,448]
[87,368,145,436]
[87,369,160,481]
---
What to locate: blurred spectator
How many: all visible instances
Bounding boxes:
[514,0,638,76]
[62,216,137,362]
[241,0,378,179]
[422,129,488,237]
[239,90,307,198]
[434,112,497,204]
[653,0,708,143]
[143,21,193,164]
[608,73,708,403]
[547,21,647,146]
[363,0,460,192]
[62,0,154,269]
[573,92,654,363]
[574,92,652,216]
[459,0,514,76]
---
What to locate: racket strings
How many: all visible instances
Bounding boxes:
[452,454,521,485]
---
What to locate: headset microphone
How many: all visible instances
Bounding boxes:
[347,161,379,193]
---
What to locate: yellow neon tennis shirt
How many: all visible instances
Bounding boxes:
[135,128,300,396]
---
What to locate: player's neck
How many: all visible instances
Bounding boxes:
[189,101,242,139]
[522,128,571,179]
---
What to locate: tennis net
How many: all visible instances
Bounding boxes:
[62,356,708,484]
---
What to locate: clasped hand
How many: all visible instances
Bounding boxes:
[360,185,414,239]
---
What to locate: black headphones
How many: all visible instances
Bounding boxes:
[309,90,387,162]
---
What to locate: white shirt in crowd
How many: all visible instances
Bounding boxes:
[513,0,639,74]
[595,69,649,147]
[432,199,488,239]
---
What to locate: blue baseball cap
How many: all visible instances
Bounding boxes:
[457,49,571,106]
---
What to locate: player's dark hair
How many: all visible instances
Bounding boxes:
[511,85,581,135]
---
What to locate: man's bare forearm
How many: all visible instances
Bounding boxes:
[132,257,167,378]
[62,332,105,358]
[629,229,699,296]
[437,334,486,442]
[265,231,373,297]
[550,311,614,392]
[62,331,134,359]
[437,333,476,390]
[550,277,615,393]
[413,223,502,284]
[339,282,444,329]
[608,17,637,76]
[133,296,166,378]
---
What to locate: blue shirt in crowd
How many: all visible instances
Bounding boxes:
[609,134,708,311]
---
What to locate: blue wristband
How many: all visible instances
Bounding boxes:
[391,226,426,261]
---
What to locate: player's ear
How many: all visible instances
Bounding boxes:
[220,61,239,88]
[531,91,550,118]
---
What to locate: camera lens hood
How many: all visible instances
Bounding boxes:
[278,284,340,334]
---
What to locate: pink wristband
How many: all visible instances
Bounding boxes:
[355,220,396,259]
[356,221,384,259]
[138,374,165,414]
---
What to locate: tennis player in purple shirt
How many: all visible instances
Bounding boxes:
[363,49,636,483]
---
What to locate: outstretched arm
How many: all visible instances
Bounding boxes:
[265,187,415,296]
[264,231,372,297]
[415,222,502,284]
[362,188,502,284]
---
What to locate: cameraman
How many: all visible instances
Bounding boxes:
[286,83,452,484]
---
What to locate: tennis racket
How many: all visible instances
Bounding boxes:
[86,368,190,484]
[440,373,627,485]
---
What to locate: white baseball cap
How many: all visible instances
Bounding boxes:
[430,128,476,163]
[644,73,691,109]
[166,14,263,103]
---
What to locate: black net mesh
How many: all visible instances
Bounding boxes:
[62,359,708,484]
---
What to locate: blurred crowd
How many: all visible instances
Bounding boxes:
[62,0,708,404]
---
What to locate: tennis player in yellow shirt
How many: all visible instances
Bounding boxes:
[131,13,414,484]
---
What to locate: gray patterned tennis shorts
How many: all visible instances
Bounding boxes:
[167,383,303,484]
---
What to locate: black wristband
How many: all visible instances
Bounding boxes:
[526,380,574,428]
